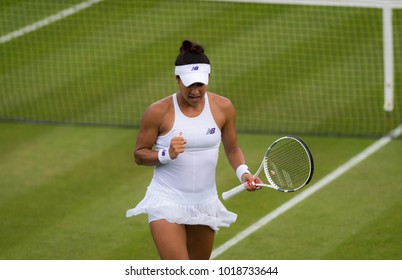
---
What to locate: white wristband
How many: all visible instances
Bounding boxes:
[236,164,251,182]
[158,148,172,164]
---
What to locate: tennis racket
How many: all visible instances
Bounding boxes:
[222,136,314,200]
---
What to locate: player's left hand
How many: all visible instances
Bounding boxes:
[242,173,263,191]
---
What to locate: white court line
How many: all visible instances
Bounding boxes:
[0,0,103,44]
[211,124,402,259]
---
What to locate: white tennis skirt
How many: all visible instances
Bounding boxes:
[126,190,237,231]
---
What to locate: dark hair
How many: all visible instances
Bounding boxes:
[175,40,210,66]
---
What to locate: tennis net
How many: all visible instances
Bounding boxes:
[0,0,401,137]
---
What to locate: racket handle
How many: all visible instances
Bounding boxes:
[222,183,247,201]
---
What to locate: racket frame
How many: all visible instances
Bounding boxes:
[222,136,314,200]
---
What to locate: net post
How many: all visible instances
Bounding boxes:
[383,4,394,112]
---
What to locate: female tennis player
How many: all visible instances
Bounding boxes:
[126,40,262,260]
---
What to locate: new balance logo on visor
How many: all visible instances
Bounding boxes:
[191,66,199,71]
[206,128,216,135]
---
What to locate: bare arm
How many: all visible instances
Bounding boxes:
[220,98,262,190]
[134,102,163,166]
[134,99,185,166]
[221,101,245,171]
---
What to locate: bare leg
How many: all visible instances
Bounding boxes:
[150,220,215,260]
[186,224,215,260]
[150,220,189,260]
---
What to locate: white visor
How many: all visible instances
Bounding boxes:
[175,63,210,87]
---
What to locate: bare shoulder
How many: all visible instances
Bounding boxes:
[208,92,234,113]
[208,92,235,129]
[140,95,174,135]
[143,95,173,118]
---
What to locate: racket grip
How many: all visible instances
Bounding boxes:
[222,183,247,201]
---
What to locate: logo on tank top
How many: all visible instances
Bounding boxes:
[206,127,216,135]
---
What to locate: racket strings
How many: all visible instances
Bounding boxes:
[264,138,311,191]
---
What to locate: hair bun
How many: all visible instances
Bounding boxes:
[180,40,204,54]
[180,40,192,52]
[175,40,209,66]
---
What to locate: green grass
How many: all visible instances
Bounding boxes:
[214,139,402,260]
[0,122,164,259]
[1,0,402,260]
[1,122,401,260]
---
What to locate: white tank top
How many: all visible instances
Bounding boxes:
[148,93,222,204]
